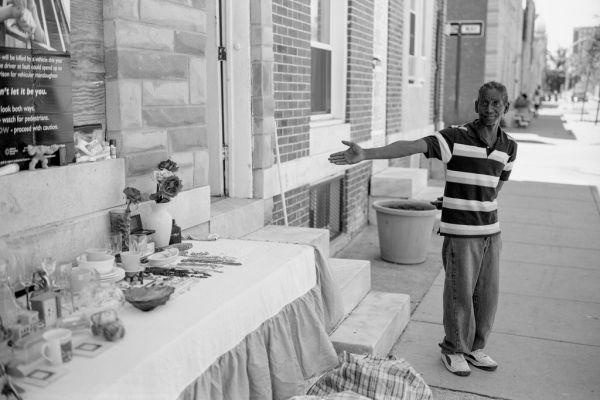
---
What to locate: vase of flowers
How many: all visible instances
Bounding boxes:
[144,160,183,248]
[109,187,142,252]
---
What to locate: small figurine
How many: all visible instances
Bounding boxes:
[26,144,60,170]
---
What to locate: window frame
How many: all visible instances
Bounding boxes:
[407,0,430,85]
[310,0,347,122]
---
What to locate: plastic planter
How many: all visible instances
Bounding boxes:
[373,199,437,264]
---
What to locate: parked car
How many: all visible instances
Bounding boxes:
[572,92,588,102]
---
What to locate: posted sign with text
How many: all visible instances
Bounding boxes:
[0,0,73,169]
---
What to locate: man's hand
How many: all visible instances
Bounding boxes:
[16,8,36,36]
[328,140,365,165]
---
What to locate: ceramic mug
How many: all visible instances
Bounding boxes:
[120,251,142,272]
[41,328,72,365]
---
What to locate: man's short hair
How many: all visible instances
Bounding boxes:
[478,81,509,105]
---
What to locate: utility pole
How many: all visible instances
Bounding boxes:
[454,30,462,119]
[447,21,484,122]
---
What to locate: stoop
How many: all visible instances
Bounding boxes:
[330,291,410,356]
[242,225,330,259]
[370,167,428,198]
[369,167,428,225]
[329,258,371,316]
[209,198,265,239]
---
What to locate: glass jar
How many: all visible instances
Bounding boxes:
[77,280,125,317]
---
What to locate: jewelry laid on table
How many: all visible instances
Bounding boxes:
[182,252,242,265]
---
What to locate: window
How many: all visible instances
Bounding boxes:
[407,0,429,84]
[310,0,346,120]
[311,0,331,114]
[408,0,417,83]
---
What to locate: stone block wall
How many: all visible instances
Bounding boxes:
[0,0,118,267]
[272,0,311,163]
[386,0,403,138]
[103,0,208,196]
[347,0,375,143]
[343,162,372,235]
[251,0,276,172]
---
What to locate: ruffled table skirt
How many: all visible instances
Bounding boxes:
[178,284,339,400]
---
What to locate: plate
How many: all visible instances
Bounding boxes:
[147,248,179,267]
[98,267,125,283]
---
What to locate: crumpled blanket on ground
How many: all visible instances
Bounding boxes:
[293,352,432,400]
[289,391,370,400]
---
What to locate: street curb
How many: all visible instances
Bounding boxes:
[590,185,600,215]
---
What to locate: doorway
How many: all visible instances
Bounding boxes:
[206,0,227,197]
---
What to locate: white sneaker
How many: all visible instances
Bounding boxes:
[441,353,471,376]
[465,349,498,371]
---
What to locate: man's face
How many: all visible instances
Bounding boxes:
[475,88,508,126]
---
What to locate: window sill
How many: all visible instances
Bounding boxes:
[309,116,345,129]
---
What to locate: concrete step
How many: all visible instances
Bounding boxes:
[330,291,410,357]
[329,258,371,316]
[368,167,429,226]
[368,184,444,226]
[411,185,444,201]
[209,198,265,239]
[242,225,331,259]
[370,167,428,198]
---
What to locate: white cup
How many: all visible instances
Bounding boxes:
[120,251,142,272]
[85,248,111,261]
[41,328,72,365]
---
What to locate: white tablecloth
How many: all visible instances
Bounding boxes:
[24,239,317,400]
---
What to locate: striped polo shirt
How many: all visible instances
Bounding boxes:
[423,120,518,237]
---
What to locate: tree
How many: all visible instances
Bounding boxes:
[571,26,600,92]
[574,26,600,120]
[545,48,567,93]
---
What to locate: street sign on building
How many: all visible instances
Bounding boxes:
[446,21,484,37]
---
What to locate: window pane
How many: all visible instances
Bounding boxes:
[409,12,416,56]
[421,2,427,56]
[311,0,330,44]
[311,47,331,114]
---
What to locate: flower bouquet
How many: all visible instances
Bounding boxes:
[149,159,182,203]
[124,187,142,213]
[145,160,183,247]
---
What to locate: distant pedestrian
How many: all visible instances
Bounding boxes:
[533,86,542,117]
[329,81,518,377]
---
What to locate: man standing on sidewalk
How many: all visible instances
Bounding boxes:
[328,81,518,377]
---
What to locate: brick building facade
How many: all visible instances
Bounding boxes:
[1,0,447,263]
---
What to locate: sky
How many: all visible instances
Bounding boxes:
[534,0,600,53]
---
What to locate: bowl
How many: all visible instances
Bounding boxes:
[124,285,175,312]
[77,253,115,275]
[147,248,179,267]
[85,248,112,261]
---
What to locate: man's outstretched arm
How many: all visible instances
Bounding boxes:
[329,139,428,165]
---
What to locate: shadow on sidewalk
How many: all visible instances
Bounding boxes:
[507,109,575,140]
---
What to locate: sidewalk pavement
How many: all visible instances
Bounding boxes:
[334,104,600,399]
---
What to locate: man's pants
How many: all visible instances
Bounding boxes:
[439,235,501,354]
